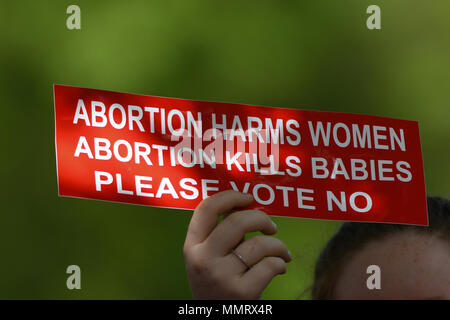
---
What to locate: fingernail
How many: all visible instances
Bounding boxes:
[243,193,253,199]
[272,221,277,230]
[287,250,292,259]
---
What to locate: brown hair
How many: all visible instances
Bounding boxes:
[311,196,450,299]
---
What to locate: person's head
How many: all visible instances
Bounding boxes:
[312,196,450,299]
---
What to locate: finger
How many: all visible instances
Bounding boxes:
[205,210,277,254]
[240,257,287,298]
[185,190,253,247]
[230,236,291,272]
[221,209,244,245]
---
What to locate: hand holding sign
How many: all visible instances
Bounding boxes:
[184,190,291,299]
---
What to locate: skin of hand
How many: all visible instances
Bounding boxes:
[183,190,292,299]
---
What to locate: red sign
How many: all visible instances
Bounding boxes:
[54,84,428,225]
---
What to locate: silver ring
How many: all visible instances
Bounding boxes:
[231,249,251,270]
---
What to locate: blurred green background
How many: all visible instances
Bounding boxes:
[0,0,449,299]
